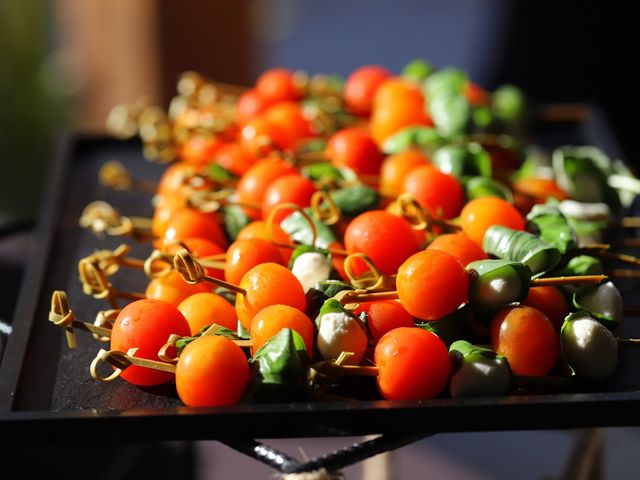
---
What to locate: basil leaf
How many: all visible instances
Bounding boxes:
[402,59,434,83]
[551,255,603,277]
[431,143,492,180]
[315,279,354,298]
[483,226,561,278]
[492,84,526,122]
[423,67,468,99]
[465,176,513,203]
[207,163,237,183]
[466,259,532,307]
[429,92,471,137]
[280,208,336,248]
[248,328,309,402]
[381,126,442,155]
[301,162,345,183]
[526,201,577,254]
[416,305,479,346]
[223,204,251,242]
[330,184,380,217]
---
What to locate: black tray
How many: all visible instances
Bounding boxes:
[2,105,640,444]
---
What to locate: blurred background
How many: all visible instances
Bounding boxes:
[0,0,638,478]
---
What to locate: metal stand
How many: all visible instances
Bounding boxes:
[220,432,432,477]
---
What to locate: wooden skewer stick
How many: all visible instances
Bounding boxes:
[99,160,158,194]
[49,291,114,348]
[79,201,154,241]
[530,275,609,287]
[174,249,247,295]
[580,244,640,267]
[78,258,146,309]
[90,347,177,382]
[537,103,590,123]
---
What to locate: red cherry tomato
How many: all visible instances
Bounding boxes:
[236,88,273,124]
[175,335,249,407]
[224,238,284,286]
[255,67,302,103]
[213,141,258,177]
[110,299,191,386]
[522,286,570,331]
[261,173,318,223]
[325,128,384,175]
[490,306,559,376]
[403,165,465,219]
[344,210,420,276]
[374,327,451,400]
[179,135,224,167]
[354,300,415,342]
[396,249,469,321]
[343,65,392,116]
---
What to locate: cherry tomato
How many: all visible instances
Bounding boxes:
[464,82,489,106]
[235,262,307,330]
[522,286,570,331]
[325,127,384,175]
[110,299,190,386]
[426,232,487,266]
[344,210,420,276]
[237,219,293,264]
[396,249,469,321]
[354,300,415,342]
[224,238,284,286]
[261,173,318,222]
[174,237,225,280]
[178,292,238,335]
[250,304,315,356]
[255,67,302,104]
[175,335,249,407]
[145,270,211,307]
[236,88,273,124]
[370,102,433,146]
[236,156,298,219]
[213,141,258,177]
[152,192,187,239]
[490,306,559,376]
[157,162,199,197]
[459,197,525,247]
[343,65,392,116]
[240,115,291,153]
[403,165,465,219]
[374,327,450,400]
[262,101,314,149]
[512,177,569,215]
[163,208,228,249]
[379,149,429,197]
[179,135,224,167]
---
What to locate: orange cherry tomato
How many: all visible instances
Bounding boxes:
[325,127,384,175]
[157,162,199,197]
[236,88,273,124]
[240,115,291,153]
[145,270,211,307]
[176,335,250,407]
[237,219,293,264]
[344,210,421,276]
[110,299,191,386]
[426,232,487,266]
[396,249,469,321]
[464,82,489,106]
[379,149,429,197]
[343,65,392,116]
[262,101,314,149]
[224,238,284,286]
[354,300,415,342]
[491,306,559,376]
[261,173,318,223]
[403,164,465,219]
[374,327,451,400]
[255,67,303,104]
[522,286,570,331]
[235,262,307,331]
[370,102,433,146]
[250,304,315,356]
[163,208,228,249]
[512,177,569,215]
[236,157,298,219]
[213,141,258,177]
[459,197,525,247]
[152,192,187,239]
[179,135,225,167]
[178,292,238,335]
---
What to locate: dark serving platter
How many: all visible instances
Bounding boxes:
[2,104,640,445]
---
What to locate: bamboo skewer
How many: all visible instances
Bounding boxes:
[99,160,159,194]
[174,249,247,296]
[49,291,115,348]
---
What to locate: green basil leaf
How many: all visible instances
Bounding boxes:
[416,305,479,346]
[429,92,471,137]
[465,176,513,203]
[526,201,577,254]
[483,226,561,278]
[381,126,442,155]
[330,184,380,217]
[223,204,251,242]
[492,84,526,121]
[432,143,492,180]
[280,208,336,248]
[315,279,354,298]
[551,255,603,277]
[248,328,309,402]
[301,162,345,183]
[423,67,468,99]
[402,59,434,83]
[207,163,237,184]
